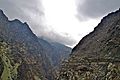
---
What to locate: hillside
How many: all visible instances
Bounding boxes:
[0,9,54,80]
[0,9,72,80]
[57,9,120,80]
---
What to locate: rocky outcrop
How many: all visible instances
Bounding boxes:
[57,9,120,80]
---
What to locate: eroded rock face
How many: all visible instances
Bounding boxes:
[57,9,120,80]
[0,10,55,80]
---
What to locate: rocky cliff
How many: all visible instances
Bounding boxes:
[57,9,120,80]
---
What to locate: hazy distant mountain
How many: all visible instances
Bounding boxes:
[58,9,120,80]
[38,38,71,68]
[50,42,71,66]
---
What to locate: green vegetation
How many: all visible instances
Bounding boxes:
[34,75,41,80]
[0,42,21,80]
[1,53,12,80]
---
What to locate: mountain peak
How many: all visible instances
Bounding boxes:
[73,8,120,52]
[0,9,8,21]
[0,9,55,80]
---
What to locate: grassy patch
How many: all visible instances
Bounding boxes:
[0,42,21,80]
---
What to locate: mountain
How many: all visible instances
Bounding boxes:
[57,9,120,80]
[0,9,55,80]
[0,9,72,80]
[38,38,71,68]
[50,42,71,66]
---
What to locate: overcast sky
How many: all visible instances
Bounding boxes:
[0,0,120,47]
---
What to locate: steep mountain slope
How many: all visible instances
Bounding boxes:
[50,42,71,67]
[58,9,120,80]
[38,38,71,67]
[0,10,54,80]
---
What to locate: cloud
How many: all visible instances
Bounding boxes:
[0,0,43,21]
[77,0,120,19]
[31,24,76,46]
[0,0,76,46]
[39,30,77,46]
